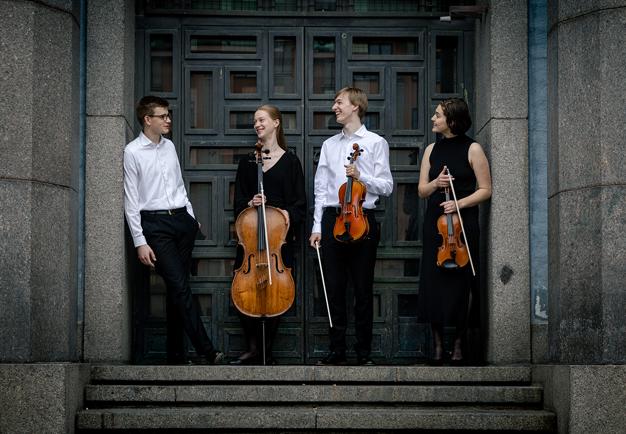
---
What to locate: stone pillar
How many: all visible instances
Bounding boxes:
[83,0,135,362]
[541,2,626,432]
[0,1,89,432]
[0,0,80,362]
[547,0,626,365]
[474,0,531,364]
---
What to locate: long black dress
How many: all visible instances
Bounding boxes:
[417,134,480,330]
[232,150,306,361]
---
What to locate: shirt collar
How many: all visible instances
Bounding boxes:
[139,131,165,147]
[340,124,367,140]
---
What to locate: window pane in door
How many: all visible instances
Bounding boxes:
[230,71,257,94]
[150,34,173,92]
[374,258,420,277]
[273,36,296,94]
[190,35,256,54]
[396,183,420,242]
[353,72,380,95]
[363,112,380,130]
[313,37,335,95]
[396,73,419,129]
[352,36,418,56]
[190,72,213,129]
[436,35,458,93]
[229,111,254,129]
[189,147,251,166]
[389,148,419,166]
[189,182,211,237]
[313,112,341,130]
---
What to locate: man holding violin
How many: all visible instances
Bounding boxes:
[309,87,393,365]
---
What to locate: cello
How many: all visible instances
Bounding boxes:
[333,143,369,243]
[231,143,295,362]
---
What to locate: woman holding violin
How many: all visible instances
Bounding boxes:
[231,105,306,365]
[309,87,393,366]
[417,98,491,365]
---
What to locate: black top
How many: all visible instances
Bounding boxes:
[233,150,306,269]
[417,134,481,328]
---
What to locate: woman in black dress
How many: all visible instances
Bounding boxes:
[230,105,306,364]
[417,98,491,365]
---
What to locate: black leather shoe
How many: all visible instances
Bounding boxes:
[229,352,259,365]
[356,355,375,366]
[207,351,225,365]
[316,351,347,365]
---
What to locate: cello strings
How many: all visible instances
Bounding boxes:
[260,181,273,286]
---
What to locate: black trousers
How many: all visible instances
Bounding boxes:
[320,208,379,356]
[141,210,215,362]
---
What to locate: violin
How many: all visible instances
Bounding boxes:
[436,187,469,269]
[230,143,295,317]
[333,143,369,243]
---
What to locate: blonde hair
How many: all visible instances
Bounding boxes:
[335,87,368,120]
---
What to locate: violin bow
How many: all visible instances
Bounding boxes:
[259,181,273,286]
[446,168,476,277]
[314,241,333,328]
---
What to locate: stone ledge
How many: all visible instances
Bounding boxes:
[76,406,555,431]
[85,384,543,404]
[90,365,532,384]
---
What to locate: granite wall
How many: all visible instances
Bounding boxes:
[0,0,79,362]
[474,0,531,364]
[83,0,135,363]
[547,0,626,365]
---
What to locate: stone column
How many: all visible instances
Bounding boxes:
[474,0,531,364]
[547,1,626,364]
[542,2,626,432]
[0,0,80,362]
[0,2,91,433]
[83,0,135,362]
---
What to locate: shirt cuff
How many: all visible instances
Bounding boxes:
[133,235,147,248]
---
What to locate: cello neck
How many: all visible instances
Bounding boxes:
[256,147,266,252]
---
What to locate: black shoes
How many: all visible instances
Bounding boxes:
[229,351,259,365]
[317,351,347,365]
[207,350,225,365]
[356,355,375,366]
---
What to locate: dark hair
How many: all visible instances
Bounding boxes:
[136,95,169,127]
[336,87,368,120]
[440,98,472,135]
[256,104,287,151]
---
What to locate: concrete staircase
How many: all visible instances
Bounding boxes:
[77,365,555,432]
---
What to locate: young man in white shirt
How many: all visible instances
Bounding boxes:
[309,87,393,365]
[124,96,223,365]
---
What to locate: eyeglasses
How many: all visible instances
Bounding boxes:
[148,113,172,121]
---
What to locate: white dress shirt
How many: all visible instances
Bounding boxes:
[312,125,393,234]
[124,132,195,247]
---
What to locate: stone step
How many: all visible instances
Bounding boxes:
[90,365,532,384]
[77,405,556,432]
[85,383,544,405]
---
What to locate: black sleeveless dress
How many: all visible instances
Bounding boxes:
[417,134,480,329]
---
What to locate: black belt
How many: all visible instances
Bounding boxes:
[324,207,375,216]
[140,207,186,216]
